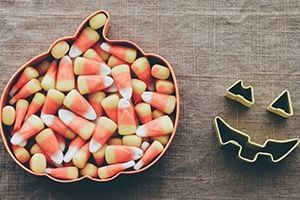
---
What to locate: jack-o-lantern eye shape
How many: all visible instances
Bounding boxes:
[225,80,254,108]
[267,90,293,118]
[0,10,180,183]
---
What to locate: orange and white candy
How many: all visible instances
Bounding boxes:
[141,92,176,114]
[89,116,117,153]
[74,57,111,76]
[101,94,119,122]
[10,115,44,146]
[36,60,50,76]
[107,138,122,145]
[69,26,100,58]
[131,57,154,90]
[87,92,106,117]
[41,89,65,116]
[134,140,164,170]
[83,48,104,62]
[55,132,66,152]
[92,42,110,61]
[89,13,107,30]
[136,115,173,137]
[135,103,152,124]
[155,80,174,94]
[58,109,95,140]
[63,136,85,163]
[1,105,16,126]
[12,145,30,164]
[35,128,64,165]
[122,135,142,148]
[111,64,132,99]
[9,66,39,97]
[9,79,42,105]
[107,55,127,68]
[77,75,113,94]
[152,135,170,146]
[131,79,146,104]
[100,42,137,63]
[45,167,79,180]
[105,145,143,164]
[25,92,45,119]
[51,41,70,59]
[72,143,91,169]
[152,109,164,119]
[63,89,96,120]
[151,64,170,80]
[93,144,107,166]
[13,99,29,130]
[41,60,57,91]
[80,163,98,178]
[141,141,150,151]
[98,160,135,179]
[30,153,47,173]
[117,98,136,135]
[105,82,118,93]
[56,56,75,92]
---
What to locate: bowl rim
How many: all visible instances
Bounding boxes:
[0,9,180,183]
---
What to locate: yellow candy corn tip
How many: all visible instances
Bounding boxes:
[89,138,102,153]
[69,45,83,58]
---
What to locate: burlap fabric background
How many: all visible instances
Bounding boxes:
[0,0,299,199]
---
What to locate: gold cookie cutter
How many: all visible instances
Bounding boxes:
[267,89,293,118]
[225,80,254,108]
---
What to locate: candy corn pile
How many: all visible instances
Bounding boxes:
[1,12,177,181]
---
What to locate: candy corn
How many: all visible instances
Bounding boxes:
[30,153,47,173]
[152,109,164,119]
[41,60,57,91]
[36,60,50,76]
[45,167,79,180]
[41,114,76,139]
[107,55,127,68]
[41,89,65,116]
[100,42,137,63]
[83,48,104,62]
[111,64,132,99]
[105,82,118,93]
[80,163,98,177]
[77,75,113,94]
[35,128,64,165]
[122,135,142,148]
[131,57,154,90]
[63,136,85,163]
[152,135,170,146]
[89,13,107,30]
[13,99,29,130]
[136,116,174,137]
[131,79,147,104]
[69,26,100,58]
[72,143,91,169]
[135,103,152,124]
[74,57,111,76]
[117,98,136,135]
[25,92,45,119]
[107,138,122,145]
[141,141,150,151]
[2,105,16,126]
[89,117,117,153]
[141,92,176,114]
[58,109,95,140]
[51,41,70,59]
[9,79,42,105]
[134,141,164,170]
[10,66,39,97]
[155,80,174,94]
[105,145,143,164]
[92,42,110,61]
[55,133,66,151]
[10,115,44,145]
[12,145,30,164]
[98,160,135,179]
[93,144,107,166]
[101,94,119,122]
[63,89,96,120]
[56,56,75,92]
[87,92,106,117]
[151,64,170,80]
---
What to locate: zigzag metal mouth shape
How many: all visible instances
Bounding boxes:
[0,10,180,183]
[213,116,299,163]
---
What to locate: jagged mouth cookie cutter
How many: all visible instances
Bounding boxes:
[213,116,299,163]
[225,80,254,107]
[267,89,293,118]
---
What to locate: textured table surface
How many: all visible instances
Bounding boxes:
[0,0,300,199]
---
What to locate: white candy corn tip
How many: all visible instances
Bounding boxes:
[59,143,66,152]
[99,63,111,75]
[141,92,152,103]
[61,55,71,62]
[19,140,27,147]
[9,87,17,97]
[51,151,64,165]
[105,83,118,93]
[136,125,147,137]
[141,141,150,151]
[100,42,111,52]
[118,98,131,109]
[83,107,97,121]
[89,138,102,153]
[104,76,114,88]
[63,147,78,163]
[58,109,74,125]
[133,160,143,170]
[10,133,23,145]
[120,88,133,100]
[45,168,52,174]
[122,160,135,169]
[131,147,144,160]
[69,45,82,58]
[41,114,55,126]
